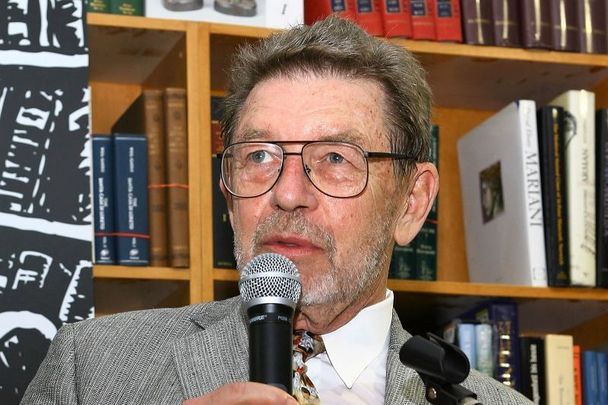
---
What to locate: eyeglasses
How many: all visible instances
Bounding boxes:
[219,141,416,198]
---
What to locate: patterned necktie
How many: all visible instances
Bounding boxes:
[293,330,326,404]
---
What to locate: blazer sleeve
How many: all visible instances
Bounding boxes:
[20,323,78,405]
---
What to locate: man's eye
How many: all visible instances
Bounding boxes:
[249,150,268,163]
[327,152,345,164]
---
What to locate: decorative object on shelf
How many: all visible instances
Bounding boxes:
[163,0,203,11]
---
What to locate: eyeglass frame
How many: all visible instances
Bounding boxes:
[217,140,417,199]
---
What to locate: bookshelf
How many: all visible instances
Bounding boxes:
[87,13,608,348]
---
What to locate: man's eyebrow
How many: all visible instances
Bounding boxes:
[234,129,367,144]
[235,128,270,142]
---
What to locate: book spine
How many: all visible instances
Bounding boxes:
[457,323,477,370]
[304,0,358,24]
[475,323,494,377]
[537,106,570,286]
[143,89,169,267]
[550,0,579,51]
[164,88,190,268]
[211,96,237,269]
[598,352,608,405]
[389,244,416,279]
[114,134,149,265]
[582,351,599,405]
[110,0,144,15]
[379,0,413,38]
[545,334,575,405]
[411,0,436,40]
[88,0,111,13]
[519,336,546,405]
[92,136,116,264]
[489,302,521,391]
[578,0,607,53]
[433,0,462,42]
[461,0,494,45]
[414,223,437,280]
[574,345,582,405]
[597,109,608,288]
[491,0,521,47]
[520,0,553,49]
[519,100,548,287]
[355,0,385,36]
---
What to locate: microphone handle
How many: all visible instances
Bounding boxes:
[248,303,295,393]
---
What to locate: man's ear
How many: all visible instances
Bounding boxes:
[219,178,235,228]
[393,162,439,246]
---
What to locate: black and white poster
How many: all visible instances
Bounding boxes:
[0,1,92,403]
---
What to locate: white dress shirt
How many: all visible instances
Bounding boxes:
[305,290,394,404]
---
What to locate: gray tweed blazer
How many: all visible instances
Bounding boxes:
[22,296,532,404]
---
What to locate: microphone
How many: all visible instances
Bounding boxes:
[239,253,302,393]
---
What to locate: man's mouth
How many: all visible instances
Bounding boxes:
[261,236,323,257]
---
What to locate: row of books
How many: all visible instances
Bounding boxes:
[307,0,608,55]
[458,90,608,288]
[87,0,143,16]
[442,299,608,404]
[92,88,190,268]
[389,124,439,281]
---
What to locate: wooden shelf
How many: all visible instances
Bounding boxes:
[214,268,239,281]
[93,265,190,280]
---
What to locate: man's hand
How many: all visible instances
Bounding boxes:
[183,382,298,404]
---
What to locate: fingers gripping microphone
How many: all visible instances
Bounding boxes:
[239,253,302,394]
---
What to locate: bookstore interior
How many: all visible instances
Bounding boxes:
[5,0,608,403]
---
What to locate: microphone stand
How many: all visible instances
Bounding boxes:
[399,333,483,405]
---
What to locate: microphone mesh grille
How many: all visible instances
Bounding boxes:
[239,253,301,307]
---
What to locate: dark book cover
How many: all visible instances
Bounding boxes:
[304,0,358,25]
[492,0,521,47]
[415,223,436,280]
[550,0,578,51]
[434,0,462,42]
[521,0,552,49]
[113,134,149,265]
[380,0,413,38]
[112,89,169,267]
[411,0,436,40]
[389,244,416,279]
[596,109,608,288]
[582,351,600,405]
[164,88,190,268]
[537,106,570,287]
[461,0,494,45]
[355,0,385,36]
[110,0,143,15]
[87,0,110,13]
[463,300,521,391]
[519,336,546,404]
[211,96,237,269]
[92,135,116,264]
[578,0,607,53]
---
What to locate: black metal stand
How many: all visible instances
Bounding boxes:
[399,333,483,405]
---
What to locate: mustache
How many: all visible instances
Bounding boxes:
[252,211,336,254]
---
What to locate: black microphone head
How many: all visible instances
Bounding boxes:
[239,253,301,310]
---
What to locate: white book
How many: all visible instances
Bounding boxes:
[549,90,596,287]
[544,334,575,405]
[458,100,548,286]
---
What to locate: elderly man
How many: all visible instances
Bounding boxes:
[22,16,532,405]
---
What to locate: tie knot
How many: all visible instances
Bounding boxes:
[294,330,325,361]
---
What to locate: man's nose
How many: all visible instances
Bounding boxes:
[269,155,318,211]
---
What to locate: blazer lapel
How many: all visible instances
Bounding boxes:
[171,297,249,399]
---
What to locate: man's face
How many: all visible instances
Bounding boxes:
[225,74,402,308]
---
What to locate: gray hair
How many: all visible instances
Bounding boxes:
[221,15,432,178]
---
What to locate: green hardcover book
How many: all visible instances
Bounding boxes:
[389,244,416,279]
[111,0,144,15]
[87,0,111,13]
[413,124,439,280]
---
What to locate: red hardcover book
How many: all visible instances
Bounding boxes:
[573,345,582,405]
[304,0,357,25]
[379,0,412,38]
[355,0,384,36]
[411,0,436,40]
[434,0,462,42]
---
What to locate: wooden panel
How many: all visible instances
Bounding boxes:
[90,81,141,134]
[93,265,190,280]
[564,312,608,350]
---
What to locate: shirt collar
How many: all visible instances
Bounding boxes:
[320,289,394,388]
